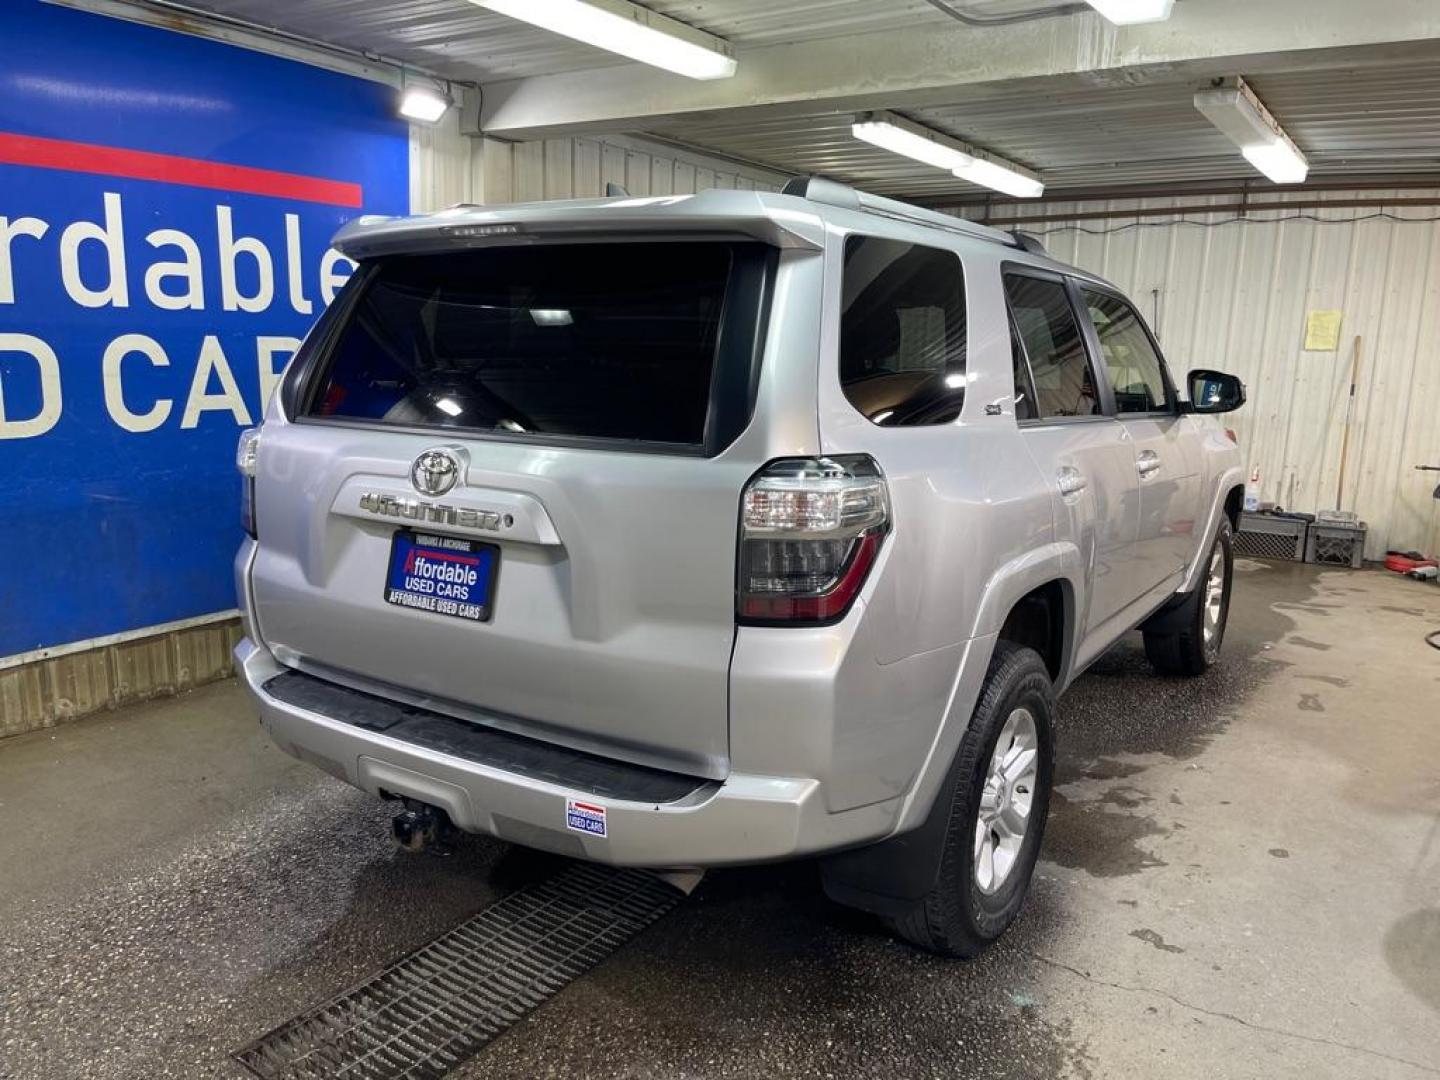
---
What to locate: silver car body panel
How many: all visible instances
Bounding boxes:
[236,187,1242,864]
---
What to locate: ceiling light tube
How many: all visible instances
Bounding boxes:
[852,114,972,172]
[954,155,1045,200]
[1083,0,1174,24]
[1195,77,1309,185]
[399,84,452,123]
[852,111,1044,199]
[473,0,737,80]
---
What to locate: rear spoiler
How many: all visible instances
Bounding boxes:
[332,189,825,259]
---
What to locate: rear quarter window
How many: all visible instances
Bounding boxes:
[840,236,967,426]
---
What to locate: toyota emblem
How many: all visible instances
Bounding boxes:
[410,448,463,497]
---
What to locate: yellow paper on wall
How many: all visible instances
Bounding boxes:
[1304,310,1343,351]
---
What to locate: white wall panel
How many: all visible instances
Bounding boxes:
[408,103,483,212]
[474,134,783,204]
[966,192,1440,557]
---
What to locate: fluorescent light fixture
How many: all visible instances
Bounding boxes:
[434,397,463,417]
[954,156,1045,200]
[852,116,970,172]
[1241,143,1308,185]
[473,0,737,80]
[1083,0,1174,24]
[399,85,452,123]
[1195,77,1309,185]
[852,111,1045,199]
[530,308,574,326]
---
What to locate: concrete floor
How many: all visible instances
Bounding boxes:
[1,561,1438,1079]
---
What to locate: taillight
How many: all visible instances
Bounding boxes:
[738,456,890,625]
[237,427,260,538]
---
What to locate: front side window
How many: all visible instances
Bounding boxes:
[304,242,747,445]
[840,236,966,426]
[1004,274,1100,419]
[1082,289,1172,414]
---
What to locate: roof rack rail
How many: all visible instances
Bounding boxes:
[780,175,1017,248]
[1010,230,1047,254]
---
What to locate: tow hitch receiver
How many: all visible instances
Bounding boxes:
[391,800,457,856]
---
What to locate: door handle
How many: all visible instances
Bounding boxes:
[1137,450,1162,478]
[1057,467,1088,497]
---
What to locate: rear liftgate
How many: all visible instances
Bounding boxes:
[233,864,684,1079]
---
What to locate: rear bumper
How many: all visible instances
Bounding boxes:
[235,637,903,867]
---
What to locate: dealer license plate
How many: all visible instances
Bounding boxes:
[383,530,499,623]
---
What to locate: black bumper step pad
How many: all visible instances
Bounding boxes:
[262,668,709,804]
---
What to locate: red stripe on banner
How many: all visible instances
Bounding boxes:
[0,131,363,207]
[420,551,481,566]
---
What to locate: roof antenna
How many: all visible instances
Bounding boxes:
[605,182,630,197]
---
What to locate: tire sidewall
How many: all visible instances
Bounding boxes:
[960,658,1055,939]
[1199,521,1234,666]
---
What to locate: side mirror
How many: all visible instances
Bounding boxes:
[1186,369,1246,414]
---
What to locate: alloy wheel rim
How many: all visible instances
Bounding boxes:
[975,707,1039,895]
[1203,543,1225,648]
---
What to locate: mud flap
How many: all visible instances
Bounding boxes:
[1138,588,1193,635]
[819,742,967,918]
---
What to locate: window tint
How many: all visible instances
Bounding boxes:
[305,242,742,445]
[1009,317,1038,421]
[1083,289,1172,414]
[840,236,966,426]
[1003,274,1100,418]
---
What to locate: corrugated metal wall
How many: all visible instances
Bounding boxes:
[963,191,1440,558]
[409,101,784,211]
[475,135,784,203]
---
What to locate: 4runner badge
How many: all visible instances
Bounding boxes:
[358,492,512,532]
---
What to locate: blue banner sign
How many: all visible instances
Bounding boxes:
[0,1,409,656]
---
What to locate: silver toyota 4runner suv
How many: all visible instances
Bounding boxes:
[234,177,1245,957]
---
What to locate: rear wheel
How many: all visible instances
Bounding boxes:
[1144,520,1233,676]
[885,642,1055,958]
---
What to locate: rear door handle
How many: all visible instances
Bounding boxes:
[1137,450,1162,478]
[1057,467,1088,497]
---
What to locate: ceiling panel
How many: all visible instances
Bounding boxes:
[127,1,1440,196]
[170,0,1050,81]
[645,58,1440,199]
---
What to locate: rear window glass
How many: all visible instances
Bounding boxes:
[305,242,736,445]
[840,236,966,426]
[1004,274,1101,419]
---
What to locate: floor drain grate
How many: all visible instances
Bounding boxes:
[233,863,682,1079]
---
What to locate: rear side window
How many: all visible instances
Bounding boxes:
[1082,289,1173,414]
[840,236,966,426]
[1009,317,1038,421]
[304,242,750,446]
[1004,274,1100,419]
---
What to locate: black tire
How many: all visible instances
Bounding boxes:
[884,642,1056,958]
[1143,519,1233,677]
